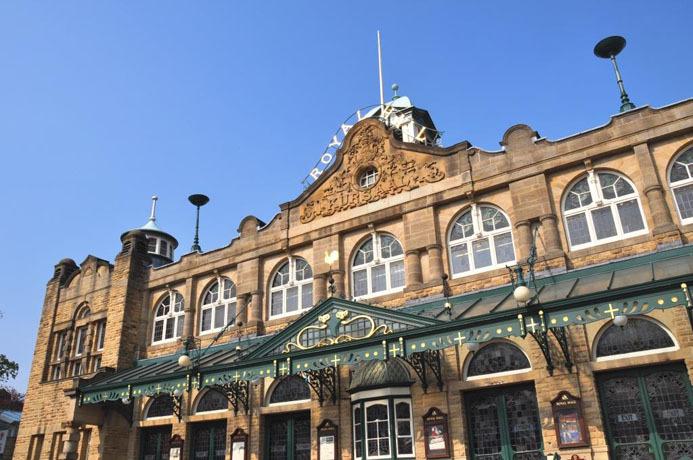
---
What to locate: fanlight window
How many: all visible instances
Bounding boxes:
[76,306,91,320]
[449,205,515,276]
[352,233,405,299]
[200,277,237,334]
[269,258,313,319]
[152,291,185,344]
[146,394,174,419]
[596,317,675,358]
[466,342,530,378]
[669,147,693,223]
[563,171,646,249]
[195,389,229,413]
[269,375,311,404]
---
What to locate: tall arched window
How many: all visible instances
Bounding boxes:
[146,394,174,419]
[152,290,185,344]
[352,233,405,299]
[563,171,647,249]
[200,277,237,334]
[448,205,515,277]
[595,317,676,359]
[669,146,693,224]
[269,375,311,404]
[466,341,530,379]
[269,258,313,319]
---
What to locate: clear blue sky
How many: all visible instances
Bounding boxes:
[0,1,690,392]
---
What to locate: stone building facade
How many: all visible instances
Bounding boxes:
[13,96,693,460]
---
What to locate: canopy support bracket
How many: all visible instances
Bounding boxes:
[550,326,573,372]
[301,366,337,406]
[215,380,250,415]
[529,330,555,376]
[403,350,443,393]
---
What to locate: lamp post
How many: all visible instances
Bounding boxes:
[188,194,209,252]
[594,35,636,113]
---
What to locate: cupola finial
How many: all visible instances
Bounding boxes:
[148,195,158,223]
[391,83,400,100]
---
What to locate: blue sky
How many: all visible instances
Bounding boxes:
[0,1,690,392]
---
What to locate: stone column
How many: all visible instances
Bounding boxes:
[236,294,248,324]
[633,143,678,234]
[313,273,327,303]
[331,270,345,298]
[514,220,532,262]
[539,214,563,256]
[248,290,263,323]
[405,250,423,290]
[58,422,81,460]
[182,277,196,339]
[426,244,444,281]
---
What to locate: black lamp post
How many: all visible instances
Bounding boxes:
[188,194,209,252]
[594,35,636,113]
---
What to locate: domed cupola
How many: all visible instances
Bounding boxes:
[122,196,178,267]
[348,358,414,394]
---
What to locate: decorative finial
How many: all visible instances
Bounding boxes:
[148,195,158,223]
[391,83,400,100]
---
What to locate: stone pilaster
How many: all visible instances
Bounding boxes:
[634,142,678,236]
[426,244,444,281]
[405,250,423,290]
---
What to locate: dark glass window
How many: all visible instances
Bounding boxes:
[196,389,229,413]
[146,395,174,418]
[269,375,311,404]
[596,318,674,357]
[467,342,530,377]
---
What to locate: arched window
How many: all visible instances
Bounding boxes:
[269,375,311,404]
[152,291,185,344]
[195,389,229,413]
[146,394,174,419]
[595,317,676,359]
[269,258,313,319]
[200,277,237,334]
[466,342,530,379]
[76,306,91,320]
[669,147,693,224]
[448,205,515,276]
[563,171,646,249]
[352,233,404,299]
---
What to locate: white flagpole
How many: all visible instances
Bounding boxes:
[377,30,385,116]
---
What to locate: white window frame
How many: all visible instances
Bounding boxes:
[393,399,415,458]
[668,147,693,225]
[448,204,516,278]
[269,257,313,320]
[364,400,392,460]
[593,316,679,362]
[51,365,61,381]
[55,331,66,359]
[74,327,87,357]
[562,170,648,250]
[146,236,174,259]
[151,290,185,345]
[353,404,364,460]
[95,321,106,351]
[199,276,238,335]
[351,233,405,301]
[359,167,379,188]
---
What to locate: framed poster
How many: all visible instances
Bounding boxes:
[423,407,450,459]
[169,434,184,460]
[230,428,248,460]
[551,391,590,448]
[317,419,338,460]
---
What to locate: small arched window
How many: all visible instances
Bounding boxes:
[563,171,646,249]
[466,342,530,379]
[595,317,676,359]
[152,291,185,344]
[352,233,405,299]
[195,389,229,413]
[669,147,693,224]
[146,394,174,419]
[269,375,311,404]
[200,277,237,334]
[448,205,515,276]
[269,258,313,319]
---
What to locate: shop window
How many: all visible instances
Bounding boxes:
[269,258,313,319]
[152,291,185,344]
[269,375,311,404]
[351,233,404,300]
[448,205,515,277]
[669,146,693,224]
[200,277,237,334]
[595,317,676,359]
[563,171,647,249]
[466,341,530,379]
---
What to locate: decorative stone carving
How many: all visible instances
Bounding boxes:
[300,125,445,223]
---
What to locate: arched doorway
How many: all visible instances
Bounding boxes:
[265,375,312,460]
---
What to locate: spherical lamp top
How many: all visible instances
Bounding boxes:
[613,314,629,328]
[172,388,184,398]
[177,354,192,368]
[513,285,532,304]
[467,341,480,353]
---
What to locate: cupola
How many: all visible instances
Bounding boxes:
[121,196,178,267]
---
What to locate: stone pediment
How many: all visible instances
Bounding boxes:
[298,120,446,223]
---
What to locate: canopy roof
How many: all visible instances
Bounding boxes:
[79,245,693,404]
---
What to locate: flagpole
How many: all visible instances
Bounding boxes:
[377,30,385,116]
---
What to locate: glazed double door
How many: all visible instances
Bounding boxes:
[597,364,693,460]
[140,425,171,460]
[266,411,311,460]
[464,384,544,460]
[191,421,227,460]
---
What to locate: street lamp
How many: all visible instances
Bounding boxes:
[188,194,210,252]
[594,35,636,113]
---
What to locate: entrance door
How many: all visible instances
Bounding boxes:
[597,364,693,460]
[464,384,544,460]
[266,411,311,460]
[191,421,227,460]
[140,425,172,460]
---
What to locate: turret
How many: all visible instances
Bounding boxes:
[121,196,178,267]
